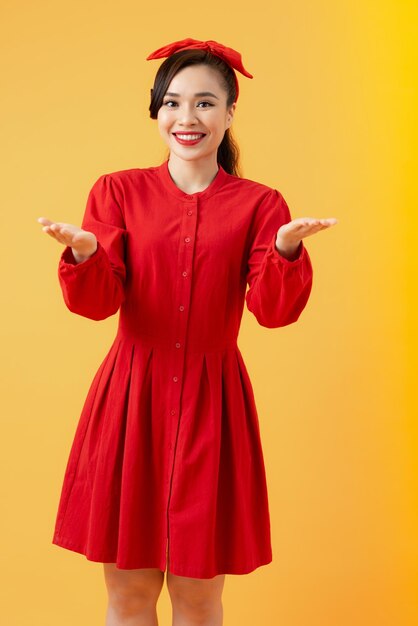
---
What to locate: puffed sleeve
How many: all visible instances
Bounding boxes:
[245,188,313,328]
[57,174,127,321]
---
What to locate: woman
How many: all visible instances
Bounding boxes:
[38,38,337,626]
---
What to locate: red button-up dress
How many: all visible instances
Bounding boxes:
[51,159,313,578]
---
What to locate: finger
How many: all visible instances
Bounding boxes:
[48,230,66,244]
[46,224,68,243]
[51,221,68,227]
[289,219,311,227]
[59,229,76,244]
[42,220,68,230]
[286,219,317,229]
[45,228,62,241]
[297,217,338,226]
[299,224,336,238]
[38,217,54,226]
[314,220,338,229]
[305,219,335,226]
[297,222,324,232]
[300,227,325,237]
[308,218,338,226]
[50,223,72,238]
[317,218,338,225]
[294,224,328,238]
[295,218,321,229]
[50,222,66,231]
[300,219,336,231]
[56,228,75,244]
[308,223,331,233]
[297,219,323,229]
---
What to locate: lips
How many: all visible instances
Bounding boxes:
[173,133,206,137]
[173,132,206,146]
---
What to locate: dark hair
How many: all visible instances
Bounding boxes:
[148,49,242,177]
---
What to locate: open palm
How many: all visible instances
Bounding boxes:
[275,217,338,260]
[278,217,338,244]
[37,217,97,258]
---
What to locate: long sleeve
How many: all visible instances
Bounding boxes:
[245,188,313,328]
[58,174,127,321]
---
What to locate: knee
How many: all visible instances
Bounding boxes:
[167,573,225,621]
[171,591,221,619]
[104,565,164,616]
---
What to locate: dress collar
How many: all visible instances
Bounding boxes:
[157,159,229,200]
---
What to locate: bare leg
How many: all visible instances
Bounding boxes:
[166,571,225,626]
[103,564,165,626]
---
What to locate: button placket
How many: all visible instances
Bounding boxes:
[166,198,198,555]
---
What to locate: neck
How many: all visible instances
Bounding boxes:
[167,154,219,194]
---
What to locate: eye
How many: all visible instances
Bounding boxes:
[162,100,214,108]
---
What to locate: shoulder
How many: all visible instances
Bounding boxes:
[225,173,291,224]
[223,171,285,203]
[85,167,160,207]
[95,165,159,189]
[227,174,286,211]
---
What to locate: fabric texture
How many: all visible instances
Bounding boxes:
[51,159,314,578]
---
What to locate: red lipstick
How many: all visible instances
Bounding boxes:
[173,133,206,146]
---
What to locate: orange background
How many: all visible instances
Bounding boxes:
[1,1,417,624]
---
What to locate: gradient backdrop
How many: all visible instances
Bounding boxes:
[1,1,417,625]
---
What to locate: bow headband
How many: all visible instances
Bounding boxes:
[146,38,253,101]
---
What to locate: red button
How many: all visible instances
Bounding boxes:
[173,376,178,382]
[182,271,188,277]
[179,305,185,311]
[185,237,191,243]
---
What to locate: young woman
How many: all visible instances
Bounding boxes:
[38,38,337,626]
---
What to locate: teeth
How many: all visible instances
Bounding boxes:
[176,134,204,140]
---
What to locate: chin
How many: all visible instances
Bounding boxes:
[171,147,211,160]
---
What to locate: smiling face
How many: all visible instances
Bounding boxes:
[157,64,236,166]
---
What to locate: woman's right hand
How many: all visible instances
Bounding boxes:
[37,217,98,263]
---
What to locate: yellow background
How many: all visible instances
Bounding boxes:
[1,1,417,624]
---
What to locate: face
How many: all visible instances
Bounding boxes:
[157,64,236,164]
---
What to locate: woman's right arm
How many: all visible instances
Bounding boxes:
[38,174,128,321]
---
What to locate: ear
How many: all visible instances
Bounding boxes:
[226,102,236,128]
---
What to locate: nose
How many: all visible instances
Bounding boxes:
[177,103,199,125]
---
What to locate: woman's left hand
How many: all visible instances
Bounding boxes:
[275,217,338,260]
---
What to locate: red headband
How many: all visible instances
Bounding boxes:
[146,38,253,101]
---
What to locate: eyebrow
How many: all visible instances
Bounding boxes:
[164,91,219,100]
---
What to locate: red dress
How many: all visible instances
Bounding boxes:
[51,159,313,578]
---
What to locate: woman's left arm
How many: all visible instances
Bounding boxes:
[245,189,337,328]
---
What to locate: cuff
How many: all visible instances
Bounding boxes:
[267,233,306,266]
[59,241,104,272]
